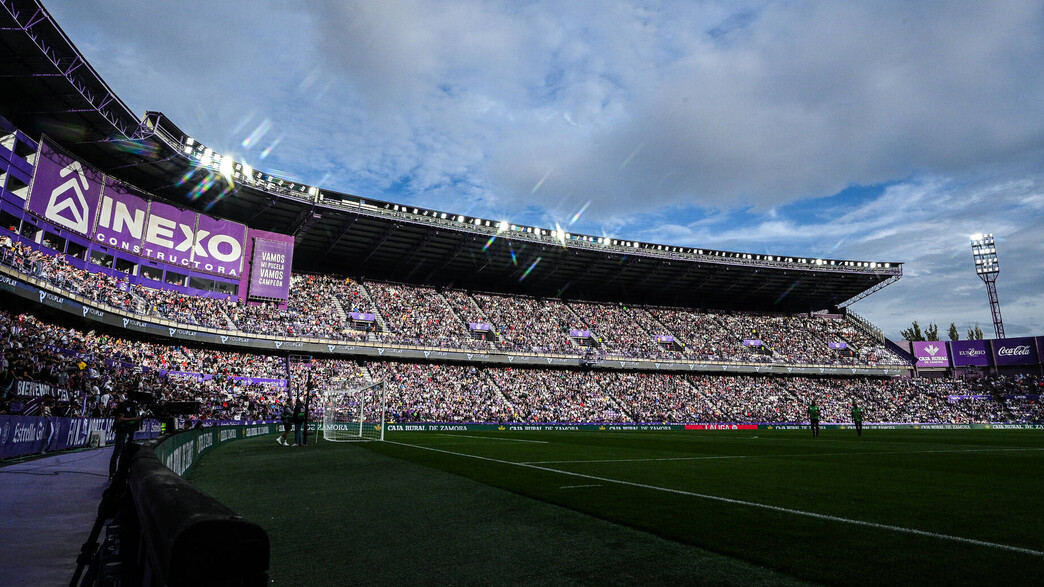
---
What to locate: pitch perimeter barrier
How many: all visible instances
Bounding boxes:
[374,422,1044,432]
[87,424,278,586]
[0,415,160,459]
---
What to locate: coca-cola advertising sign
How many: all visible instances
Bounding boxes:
[913,341,950,368]
[950,340,991,367]
[992,337,1039,366]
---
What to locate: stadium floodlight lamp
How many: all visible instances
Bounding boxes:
[969,233,1004,338]
[219,154,235,184]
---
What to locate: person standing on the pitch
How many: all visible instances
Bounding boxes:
[851,402,863,437]
[109,394,142,479]
[292,399,305,446]
[808,401,821,438]
[277,399,293,446]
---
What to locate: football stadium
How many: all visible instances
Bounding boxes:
[1,1,1042,585]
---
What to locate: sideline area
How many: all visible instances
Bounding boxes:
[0,447,113,586]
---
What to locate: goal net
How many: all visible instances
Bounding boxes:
[322,381,386,442]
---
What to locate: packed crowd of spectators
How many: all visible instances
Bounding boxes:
[472,293,583,354]
[2,236,911,367]
[2,304,1042,425]
[370,362,512,422]
[365,281,485,349]
[569,301,680,359]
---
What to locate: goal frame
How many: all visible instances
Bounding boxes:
[322,381,386,442]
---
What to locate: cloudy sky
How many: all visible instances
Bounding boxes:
[45,0,1044,340]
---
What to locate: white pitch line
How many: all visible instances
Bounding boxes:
[387,440,1044,558]
[434,433,548,444]
[559,484,602,490]
[522,446,1044,465]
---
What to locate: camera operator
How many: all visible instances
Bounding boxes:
[108,393,142,480]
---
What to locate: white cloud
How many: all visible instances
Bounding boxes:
[39,0,1044,339]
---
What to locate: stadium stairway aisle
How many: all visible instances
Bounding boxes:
[0,447,113,586]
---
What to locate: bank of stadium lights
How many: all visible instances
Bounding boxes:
[970,233,1005,338]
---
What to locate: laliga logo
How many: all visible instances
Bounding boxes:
[45,160,92,233]
[998,345,1031,357]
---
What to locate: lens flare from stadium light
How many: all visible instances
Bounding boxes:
[510,247,518,265]
[260,135,283,160]
[520,257,541,281]
[241,118,272,149]
[530,167,554,194]
[483,236,496,251]
[569,200,590,225]
[774,281,799,305]
[219,154,235,185]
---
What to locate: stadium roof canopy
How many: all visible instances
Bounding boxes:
[0,0,901,312]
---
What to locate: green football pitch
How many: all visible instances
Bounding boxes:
[189,429,1044,585]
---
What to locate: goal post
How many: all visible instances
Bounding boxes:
[322,381,386,442]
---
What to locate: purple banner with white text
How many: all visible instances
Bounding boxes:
[142,200,198,268]
[0,415,160,459]
[248,237,293,299]
[950,340,991,367]
[27,139,104,235]
[991,337,1039,366]
[94,178,148,254]
[913,341,950,368]
[195,213,248,277]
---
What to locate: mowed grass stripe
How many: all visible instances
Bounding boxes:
[385,439,1044,557]
[522,446,1044,464]
[188,435,811,586]
[364,429,1044,584]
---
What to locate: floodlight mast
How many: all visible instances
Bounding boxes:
[970,234,1004,339]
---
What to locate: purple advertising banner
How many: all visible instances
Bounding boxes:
[655,335,675,343]
[743,339,763,346]
[94,178,148,254]
[195,213,248,277]
[350,312,376,321]
[247,238,293,299]
[950,340,991,367]
[469,322,491,331]
[570,329,592,338]
[913,341,950,368]
[142,200,198,269]
[992,336,1039,366]
[828,342,848,349]
[0,415,160,459]
[27,140,104,235]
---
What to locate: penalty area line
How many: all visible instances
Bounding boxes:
[386,440,1044,558]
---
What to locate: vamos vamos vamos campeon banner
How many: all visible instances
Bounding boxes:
[26,138,248,278]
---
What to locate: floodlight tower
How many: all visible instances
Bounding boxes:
[970,234,1004,338]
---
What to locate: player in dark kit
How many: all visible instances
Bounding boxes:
[851,402,863,437]
[808,401,821,437]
